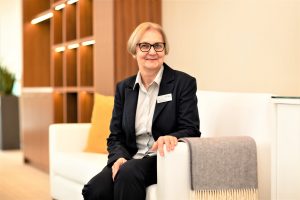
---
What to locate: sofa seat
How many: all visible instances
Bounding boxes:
[49,123,158,200]
[52,152,158,200]
[52,152,108,185]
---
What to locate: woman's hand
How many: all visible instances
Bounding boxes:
[112,157,127,181]
[150,135,178,157]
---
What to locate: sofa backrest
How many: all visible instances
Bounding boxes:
[196,90,274,200]
[196,90,273,139]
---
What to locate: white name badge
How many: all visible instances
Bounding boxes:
[157,93,172,103]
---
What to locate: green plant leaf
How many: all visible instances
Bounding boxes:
[0,63,16,95]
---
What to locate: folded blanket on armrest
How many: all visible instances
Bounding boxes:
[179,136,258,200]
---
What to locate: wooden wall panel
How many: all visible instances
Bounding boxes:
[79,45,93,86]
[66,4,77,41]
[21,92,53,172]
[23,0,51,87]
[23,24,51,86]
[53,92,64,123]
[78,92,94,123]
[114,0,162,84]
[53,10,63,44]
[79,0,93,38]
[66,93,77,123]
[66,49,77,86]
[23,0,50,22]
[93,0,114,95]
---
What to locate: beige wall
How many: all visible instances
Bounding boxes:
[163,0,300,96]
[0,0,22,95]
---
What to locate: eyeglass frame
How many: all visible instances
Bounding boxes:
[136,42,166,52]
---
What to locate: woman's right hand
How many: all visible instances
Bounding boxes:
[112,157,127,181]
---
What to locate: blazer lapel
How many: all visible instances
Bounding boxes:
[152,64,175,123]
[123,78,139,138]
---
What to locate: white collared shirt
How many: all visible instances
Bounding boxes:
[133,66,164,159]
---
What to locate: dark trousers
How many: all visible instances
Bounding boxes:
[82,156,157,200]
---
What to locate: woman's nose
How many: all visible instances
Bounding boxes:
[148,46,157,54]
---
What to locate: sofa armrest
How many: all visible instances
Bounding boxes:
[157,142,191,200]
[49,123,91,153]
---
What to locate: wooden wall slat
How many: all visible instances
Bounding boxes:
[114,0,162,84]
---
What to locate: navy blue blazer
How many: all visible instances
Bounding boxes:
[107,63,200,166]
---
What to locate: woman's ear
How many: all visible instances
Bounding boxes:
[132,55,136,59]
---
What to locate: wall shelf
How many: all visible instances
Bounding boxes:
[22,0,97,172]
[22,0,161,173]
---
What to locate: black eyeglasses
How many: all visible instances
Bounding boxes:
[137,42,165,52]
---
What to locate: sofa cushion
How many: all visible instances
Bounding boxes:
[84,93,114,153]
[52,152,108,184]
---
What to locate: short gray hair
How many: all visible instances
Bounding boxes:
[127,22,169,56]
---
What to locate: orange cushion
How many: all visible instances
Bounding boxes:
[84,93,114,153]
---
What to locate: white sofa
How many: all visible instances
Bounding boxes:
[49,91,273,200]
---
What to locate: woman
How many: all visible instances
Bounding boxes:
[82,22,200,200]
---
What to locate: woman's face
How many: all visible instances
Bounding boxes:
[135,29,165,72]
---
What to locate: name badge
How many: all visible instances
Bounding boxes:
[157,93,172,103]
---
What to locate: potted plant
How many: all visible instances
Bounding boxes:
[0,62,20,149]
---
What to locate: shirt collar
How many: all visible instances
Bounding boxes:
[133,65,164,90]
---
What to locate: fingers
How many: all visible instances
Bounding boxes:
[150,141,158,151]
[112,165,119,181]
[155,136,178,157]
[157,138,165,157]
[112,158,127,181]
[164,136,177,151]
[170,137,178,150]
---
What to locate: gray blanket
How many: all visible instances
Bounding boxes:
[179,136,258,191]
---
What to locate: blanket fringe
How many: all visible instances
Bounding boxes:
[190,188,258,200]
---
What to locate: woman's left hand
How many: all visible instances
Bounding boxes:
[150,135,178,157]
